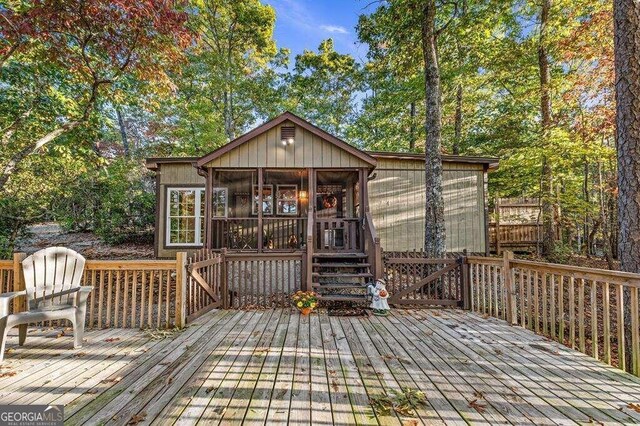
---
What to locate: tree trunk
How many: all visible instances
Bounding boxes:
[539,0,555,257]
[598,162,614,269]
[223,90,235,140]
[614,0,640,373]
[453,83,463,155]
[116,108,130,157]
[409,101,416,150]
[0,121,82,192]
[583,158,590,256]
[421,0,446,258]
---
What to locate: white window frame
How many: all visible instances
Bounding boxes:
[252,184,274,215]
[166,187,205,247]
[276,184,298,216]
[211,187,229,218]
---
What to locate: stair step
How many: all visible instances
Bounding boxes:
[313,263,371,268]
[312,272,373,278]
[313,283,369,289]
[313,252,367,258]
[318,294,368,302]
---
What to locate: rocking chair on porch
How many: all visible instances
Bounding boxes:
[0,247,92,363]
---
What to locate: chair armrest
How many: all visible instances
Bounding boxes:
[75,286,93,307]
[0,290,26,317]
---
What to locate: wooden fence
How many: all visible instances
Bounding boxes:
[383,252,465,307]
[2,253,182,329]
[468,252,640,375]
[185,249,225,322]
[0,260,13,294]
[184,250,304,313]
[226,252,303,309]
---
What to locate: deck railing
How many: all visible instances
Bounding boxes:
[468,252,640,375]
[210,217,308,250]
[2,253,182,329]
[0,259,13,294]
[383,252,464,307]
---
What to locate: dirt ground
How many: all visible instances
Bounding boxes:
[14,222,154,259]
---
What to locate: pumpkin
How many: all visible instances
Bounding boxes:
[379,289,388,298]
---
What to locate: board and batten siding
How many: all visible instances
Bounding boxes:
[368,158,487,253]
[203,121,372,169]
[156,163,205,258]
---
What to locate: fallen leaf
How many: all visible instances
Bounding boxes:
[128,412,147,425]
[627,403,640,413]
[469,399,487,414]
[205,386,216,394]
[85,389,100,395]
[74,352,87,358]
[105,338,121,343]
[101,376,122,384]
[0,371,16,378]
[473,391,484,399]
[331,379,339,392]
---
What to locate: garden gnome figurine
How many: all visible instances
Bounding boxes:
[368,279,390,316]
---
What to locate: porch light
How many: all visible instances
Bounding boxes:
[299,190,308,200]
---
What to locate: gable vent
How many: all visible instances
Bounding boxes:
[281,126,295,145]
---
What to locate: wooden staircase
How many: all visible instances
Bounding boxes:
[312,252,372,302]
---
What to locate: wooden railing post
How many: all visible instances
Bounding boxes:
[12,253,26,313]
[461,250,471,310]
[306,209,314,292]
[503,251,517,325]
[221,248,229,309]
[495,197,502,255]
[175,252,187,328]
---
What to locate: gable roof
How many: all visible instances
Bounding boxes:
[196,111,377,168]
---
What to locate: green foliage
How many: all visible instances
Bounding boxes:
[0,0,619,261]
[285,39,363,139]
[54,159,155,244]
[369,387,427,417]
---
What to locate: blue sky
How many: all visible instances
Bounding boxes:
[263,0,373,63]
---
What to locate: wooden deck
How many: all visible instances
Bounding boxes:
[3,309,640,425]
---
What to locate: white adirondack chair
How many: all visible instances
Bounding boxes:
[0,247,92,362]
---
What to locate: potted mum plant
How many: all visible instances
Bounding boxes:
[291,291,318,315]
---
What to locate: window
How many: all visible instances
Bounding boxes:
[277,185,298,215]
[212,187,228,218]
[252,185,273,215]
[167,187,205,246]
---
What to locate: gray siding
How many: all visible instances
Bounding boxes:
[368,158,487,253]
[156,163,205,258]
[153,157,489,256]
[203,120,372,169]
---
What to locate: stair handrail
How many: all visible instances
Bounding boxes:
[305,208,314,291]
[364,211,382,280]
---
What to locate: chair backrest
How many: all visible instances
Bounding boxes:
[22,247,86,310]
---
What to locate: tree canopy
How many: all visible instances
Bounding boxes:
[0,0,620,263]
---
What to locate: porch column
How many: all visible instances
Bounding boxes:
[359,168,369,215]
[204,168,212,249]
[257,167,263,252]
[305,168,315,291]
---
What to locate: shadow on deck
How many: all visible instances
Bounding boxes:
[2,309,640,425]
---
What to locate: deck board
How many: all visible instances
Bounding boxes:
[3,309,640,425]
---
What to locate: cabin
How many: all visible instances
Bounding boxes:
[146,112,497,299]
